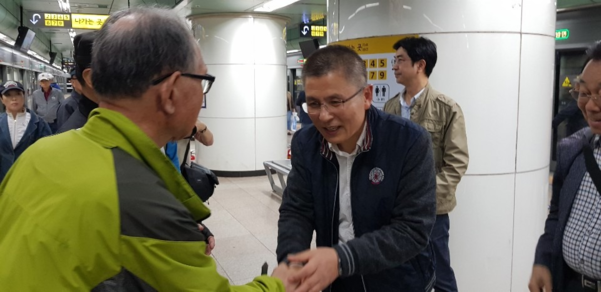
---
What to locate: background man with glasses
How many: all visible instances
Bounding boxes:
[0,7,297,291]
[383,37,469,292]
[277,45,437,292]
[552,75,589,138]
[530,41,601,292]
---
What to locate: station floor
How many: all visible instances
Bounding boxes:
[205,175,317,285]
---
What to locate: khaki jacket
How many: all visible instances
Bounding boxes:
[383,83,469,214]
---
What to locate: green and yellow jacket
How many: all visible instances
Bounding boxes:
[0,108,284,291]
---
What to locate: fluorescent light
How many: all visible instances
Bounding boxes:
[254,0,300,12]
[319,45,327,48]
[287,49,300,53]
[58,0,71,12]
[0,32,15,46]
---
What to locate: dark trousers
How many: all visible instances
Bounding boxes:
[565,268,600,292]
[432,214,458,292]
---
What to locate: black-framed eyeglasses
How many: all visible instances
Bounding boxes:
[306,86,365,115]
[152,72,215,95]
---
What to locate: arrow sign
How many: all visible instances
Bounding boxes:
[30,13,41,25]
[301,25,309,36]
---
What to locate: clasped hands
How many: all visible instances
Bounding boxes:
[271,247,340,292]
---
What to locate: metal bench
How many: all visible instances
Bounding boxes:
[263,160,291,197]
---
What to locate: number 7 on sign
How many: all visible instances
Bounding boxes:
[369,71,377,80]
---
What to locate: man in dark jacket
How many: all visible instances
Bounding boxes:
[55,70,81,129]
[277,45,437,292]
[295,90,313,127]
[56,32,98,134]
[529,41,601,292]
[552,87,588,137]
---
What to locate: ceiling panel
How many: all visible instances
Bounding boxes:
[175,0,326,27]
[19,0,327,56]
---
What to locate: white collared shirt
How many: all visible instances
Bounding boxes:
[7,111,31,149]
[328,122,367,243]
[399,88,425,119]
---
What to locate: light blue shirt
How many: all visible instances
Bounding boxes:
[400,88,425,119]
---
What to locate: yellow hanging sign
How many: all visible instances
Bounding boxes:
[72,14,109,30]
[332,35,419,54]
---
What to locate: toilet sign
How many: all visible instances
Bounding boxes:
[333,35,417,109]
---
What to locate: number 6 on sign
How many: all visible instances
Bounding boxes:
[378,70,387,80]
[369,71,377,80]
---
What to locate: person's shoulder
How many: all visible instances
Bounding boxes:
[559,127,589,152]
[426,86,457,108]
[372,108,429,146]
[291,125,321,150]
[384,92,401,107]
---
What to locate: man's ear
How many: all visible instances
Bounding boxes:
[363,84,373,109]
[416,59,427,75]
[157,72,181,115]
[82,68,93,89]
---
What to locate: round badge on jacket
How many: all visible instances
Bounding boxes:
[369,167,384,185]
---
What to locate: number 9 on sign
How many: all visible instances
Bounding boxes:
[378,70,387,80]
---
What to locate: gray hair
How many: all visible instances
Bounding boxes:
[92,6,198,99]
[302,45,366,87]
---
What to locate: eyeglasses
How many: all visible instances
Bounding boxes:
[306,86,365,115]
[576,91,601,106]
[152,72,215,95]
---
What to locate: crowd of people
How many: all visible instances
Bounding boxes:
[0,4,599,292]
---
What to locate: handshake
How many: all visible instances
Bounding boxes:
[269,247,340,292]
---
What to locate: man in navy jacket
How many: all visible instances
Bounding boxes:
[277,45,437,292]
[530,41,601,292]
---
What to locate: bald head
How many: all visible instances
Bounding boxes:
[92,7,201,100]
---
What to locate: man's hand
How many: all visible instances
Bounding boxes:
[286,247,340,292]
[528,265,553,292]
[198,224,215,255]
[272,263,301,292]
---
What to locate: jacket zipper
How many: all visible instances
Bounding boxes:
[326,158,339,247]
[12,118,17,148]
[355,151,368,292]
[326,152,368,292]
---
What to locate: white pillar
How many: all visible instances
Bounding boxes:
[328,1,556,291]
[189,13,289,173]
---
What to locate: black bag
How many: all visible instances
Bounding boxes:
[582,129,601,194]
[180,137,219,202]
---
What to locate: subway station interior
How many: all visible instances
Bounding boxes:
[1,0,601,291]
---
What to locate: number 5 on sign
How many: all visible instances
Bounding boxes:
[378,70,387,80]
[369,71,377,80]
